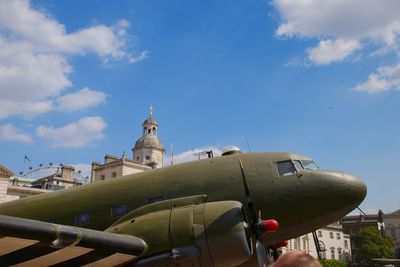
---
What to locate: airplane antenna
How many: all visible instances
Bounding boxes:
[170,143,174,166]
[244,132,252,153]
[357,206,367,216]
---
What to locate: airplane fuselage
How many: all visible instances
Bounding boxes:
[0,152,367,246]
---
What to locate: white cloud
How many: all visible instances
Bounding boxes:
[308,39,361,65]
[128,50,150,64]
[355,64,400,93]
[164,146,223,166]
[55,88,107,112]
[0,0,145,118]
[274,0,400,43]
[0,1,132,57]
[273,0,400,93]
[0,123,32,143]
[36,116,106,148]
[0,51,71,118]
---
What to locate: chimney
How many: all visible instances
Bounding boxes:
[104,154,119,164]
[61,165,75,181]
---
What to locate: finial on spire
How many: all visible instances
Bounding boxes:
[149,105,153,118]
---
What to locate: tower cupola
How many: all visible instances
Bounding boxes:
[132,107,165,168]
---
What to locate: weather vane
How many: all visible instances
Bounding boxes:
[149,105,153,118]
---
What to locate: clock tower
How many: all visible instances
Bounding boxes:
[132,108,165,168]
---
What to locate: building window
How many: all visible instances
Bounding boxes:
[319,241,326,259]
[145,155,150,160]
[111,204,128,219]
[336,233,341,240]
[75,212,91,226]
[112,172,117,178]
[337,248,342,259]
[329,232,334,239]
[100,175,105,180]
[303,238,307,251]
[318,231,322,238]
[344,240,348,249]
[293,239,298,250]
[351,239,356,249]
[390,227,396,239]
[330,247,335,259]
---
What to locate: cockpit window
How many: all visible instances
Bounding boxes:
[301,160,319,170]
[277,161,296,176]
[293,160,303,171]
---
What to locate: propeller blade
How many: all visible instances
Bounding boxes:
[239,158,280,266]
[238,158,258,225]
[256,240,267,267]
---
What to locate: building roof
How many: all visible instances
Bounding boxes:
[387,209,400,216]
[0,164,14,177]
[9,176,36,183]
[134,135,165,151]
[92,158,152,171]
[7,185,49,196]
[142,117,158,127]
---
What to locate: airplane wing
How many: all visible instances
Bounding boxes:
[0,215,147,266]
[0,195,265,267]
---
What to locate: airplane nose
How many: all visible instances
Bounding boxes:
[258,170,367,245]
[309,170,367,213]
[291,170,367,216]
[340,172,367,206]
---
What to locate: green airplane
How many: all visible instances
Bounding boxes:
[0,151,366,267]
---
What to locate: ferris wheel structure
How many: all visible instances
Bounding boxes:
[18,163,90,184]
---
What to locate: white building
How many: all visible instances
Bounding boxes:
[283,222,351,261]
[91,109,165,182]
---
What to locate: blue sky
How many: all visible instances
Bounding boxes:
[0,0,399,213]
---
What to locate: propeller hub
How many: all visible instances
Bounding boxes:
[261,219,279,233]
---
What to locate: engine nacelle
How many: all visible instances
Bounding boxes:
[107,200,252,267]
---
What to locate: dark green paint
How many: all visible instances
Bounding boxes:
[0,152,367,265]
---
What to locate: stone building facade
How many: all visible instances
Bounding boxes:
[340,210,400,262]
[385,209,400,258]
[283,222,351,261]
[91,110,165,182]
[0,164,15,203]
[341,210,400,260]
[91,155,151,182]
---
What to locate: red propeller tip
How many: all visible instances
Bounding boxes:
[262,219,279,233]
